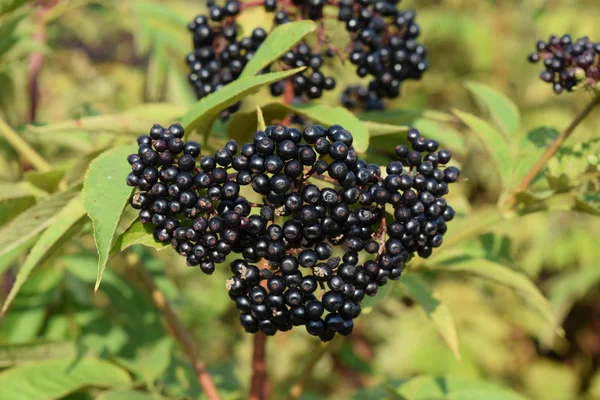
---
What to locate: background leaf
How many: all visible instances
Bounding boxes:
[400,274,461,360]
[2,194,87,315]
[465,81,520,137]
[0,359,131,400]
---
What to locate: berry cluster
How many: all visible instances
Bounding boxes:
[268,42,337,100]
[126,122,459,341]
[186,2,268,120]
[341,85,385,111]
[528,34,600,94]
[341,3,428,105]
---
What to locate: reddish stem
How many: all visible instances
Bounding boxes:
[282,78,295,126]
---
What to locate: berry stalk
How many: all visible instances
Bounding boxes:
[505,93,600,210]
[136,262,221,400]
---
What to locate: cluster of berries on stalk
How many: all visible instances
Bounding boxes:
[340,1,428,108]
[186,1,268,120]
[528,34,600,94]
[125,121,459,341]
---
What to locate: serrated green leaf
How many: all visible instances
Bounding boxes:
[428,257,556,330]
[0,190,78,264]
[96,390,164,400]
[181,68,305,137]
[573,196,600,216]
[2,194,87,315]
[0,341,79,368]
[0,358,131,400]
[400,274,461,360]
[83,145,137,291]
[453,109,512,185]
[240,20,316,78]
[465,81,520,137]
[111,218,169,255]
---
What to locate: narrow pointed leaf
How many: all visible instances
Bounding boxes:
[2,194,86,315]
[240,20,316,78]
[428,257,557,330]
[257,106,267,131]
[465,81,520,137]
[453,109,512,185]
[181,68,305,136]
[0,190,78,262]
[83,145,137,291]
[400,274,461,360]
[111,219,169,255]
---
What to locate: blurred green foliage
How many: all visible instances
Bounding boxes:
[0,1,599,400]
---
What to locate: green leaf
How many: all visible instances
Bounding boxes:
[465,81,520,137]
[361,121,409,138]
[1,194,87,315]
[134,337,173,384]
[96,390,164,400]
[453,109,512,185]
[0,341,78,368]
[0,188,35,225]
[26,103,184,135]
[0,359,131,400]
[573,197,600,216]
[396,376,528,400]
[111,219,169,255]
[0,190,78,264]
[257,106,267,131]
[400,274,461,360]
[428,257,557,330]
[240,20,316,78]
[24,169,66,194]
[181,68,305,137]
[83,145,137,291]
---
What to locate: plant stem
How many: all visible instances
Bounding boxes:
[288,341,333,400]
[505,94,600,210]
[249,332,269,400]
[0,118,51,172]
[250,258,271,400]
[136,265,221,400]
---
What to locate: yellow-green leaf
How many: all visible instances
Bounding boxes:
[400,274,461,360]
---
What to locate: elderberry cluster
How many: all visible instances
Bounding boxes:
[125,122,459,341]
[341,2,428,106]
[528,34,600,94]
[186,2,268,120]
[341,85,385,111]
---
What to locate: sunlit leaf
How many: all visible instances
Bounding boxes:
[181,68,305,137]
[453,110,512,185]
[400,274,461,360]
[0,359,131,400]
[111,218,169,255]
[465,81,520,137]
[83,145,137,291]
